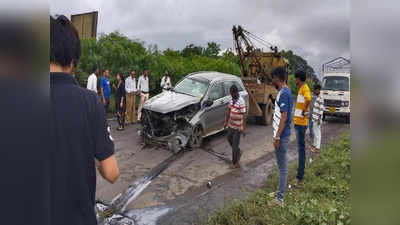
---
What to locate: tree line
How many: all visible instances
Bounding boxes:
[75,32,316,112]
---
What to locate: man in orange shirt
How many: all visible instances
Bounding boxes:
[293,70,311,184]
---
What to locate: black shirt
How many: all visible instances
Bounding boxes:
[115,82,126,105]
[50,73,114,225]
[1,79,52,225]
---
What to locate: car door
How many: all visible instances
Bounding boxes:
[201,82,227,135]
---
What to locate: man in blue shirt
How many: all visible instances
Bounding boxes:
[270,66,293,206]
[100,69,111,113]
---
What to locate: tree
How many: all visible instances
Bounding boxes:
[204,42,221,58]
[280,50,318,83]
[181,44,204,57]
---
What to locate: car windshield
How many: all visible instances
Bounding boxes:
[173,77,209,98]
[322,76,349,91]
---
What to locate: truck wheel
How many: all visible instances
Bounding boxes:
[257,99,273,125]
[264,99,273,125]
[188,125,203,149]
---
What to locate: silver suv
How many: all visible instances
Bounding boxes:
[140,71,248,153]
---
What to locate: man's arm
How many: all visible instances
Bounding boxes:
[94,77,97,93]
[93,95,119,183]
[160,78,165,88]
[275,112,288,138]
[224,105,231,128]
[96,156,119,184]
[87,75,92,89]
[100,87,106,104]
[303,88,312,115]
[137,77,142,94]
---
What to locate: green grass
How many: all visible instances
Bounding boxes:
[207,132,351,225]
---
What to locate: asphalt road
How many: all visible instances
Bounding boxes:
[96,116,349,225]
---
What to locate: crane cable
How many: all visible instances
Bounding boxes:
[244,30,275,48]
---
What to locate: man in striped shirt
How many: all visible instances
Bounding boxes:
[311,84,323,152]
[224,85,247,169]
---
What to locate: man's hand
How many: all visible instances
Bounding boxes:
[120,102,123,108]
[273,138,280,149]
[102,98,107,105]
[242,129,246,137]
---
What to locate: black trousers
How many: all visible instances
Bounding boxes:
[116,98,126,128]
[104,99,110,114]
[227,127,241,164]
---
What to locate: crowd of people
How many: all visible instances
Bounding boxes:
[223,66,324,207]
[86,65,172,131]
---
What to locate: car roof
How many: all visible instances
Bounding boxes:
[187,71,240,82]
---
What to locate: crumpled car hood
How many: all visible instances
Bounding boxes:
[143,90,201,114]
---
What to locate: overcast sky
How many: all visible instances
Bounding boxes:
[50,0,349,78]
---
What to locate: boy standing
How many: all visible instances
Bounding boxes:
[293,70,311,184]
[311,84,324,152]
[270,67,293,206]
[224,85,247,169]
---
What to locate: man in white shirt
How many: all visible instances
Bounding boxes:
[86,65,98,93]
[160,71,172,91]
[125,70,137,124]
[137,69,150,121]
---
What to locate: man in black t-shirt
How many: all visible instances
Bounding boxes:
[50,15,119,225]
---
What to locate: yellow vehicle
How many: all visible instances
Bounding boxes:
[232,25,288,125]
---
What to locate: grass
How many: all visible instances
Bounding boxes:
[207,132,351,225]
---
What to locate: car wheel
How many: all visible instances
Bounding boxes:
[189,125,203,149]
[168,136,183,154]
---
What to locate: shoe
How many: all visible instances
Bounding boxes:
[229,163,240,169]
[310,146,318,153]
[269,198,283,207]
[293,178,304,186]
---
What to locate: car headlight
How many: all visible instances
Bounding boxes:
[341,101,349,107]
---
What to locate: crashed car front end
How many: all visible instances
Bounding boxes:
[140,102,201,153]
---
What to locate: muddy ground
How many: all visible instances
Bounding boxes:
[96,116,349,225]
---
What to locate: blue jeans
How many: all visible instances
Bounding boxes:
[275,135,290,201]
[308,114,314,139]
[295,125,307,180]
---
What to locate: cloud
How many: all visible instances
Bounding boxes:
[50,0,349,76]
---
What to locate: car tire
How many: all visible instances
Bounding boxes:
[188,125,203,149]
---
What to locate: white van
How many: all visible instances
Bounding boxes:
[321,72,350,123]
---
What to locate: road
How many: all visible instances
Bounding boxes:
[96,116,349,225]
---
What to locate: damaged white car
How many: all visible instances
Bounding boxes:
[140,71,248,153]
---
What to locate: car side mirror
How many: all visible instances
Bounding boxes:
[204,99,214,107]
